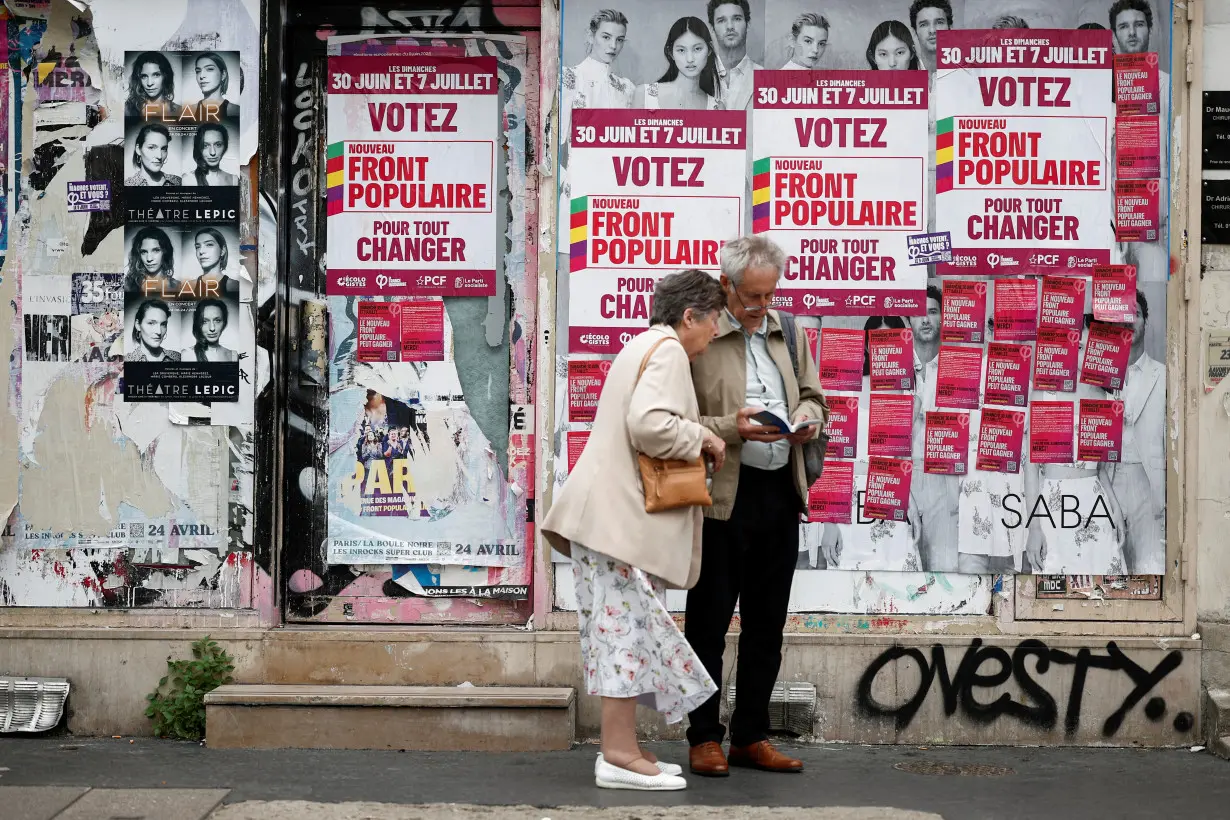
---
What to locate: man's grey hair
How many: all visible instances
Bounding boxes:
[720,235,786,286]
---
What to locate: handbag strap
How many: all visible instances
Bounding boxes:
[635,335,678,385]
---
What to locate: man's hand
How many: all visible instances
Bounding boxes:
[736,406,787,443]
[786,414,816,445]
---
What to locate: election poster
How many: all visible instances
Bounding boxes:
[325,55,499,297]
[566,109,746,353]
[753,69,928,314]
[934,29,1115,276]
[551,0,1175,586]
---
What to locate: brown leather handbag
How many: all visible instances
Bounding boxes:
[634,337,713,513]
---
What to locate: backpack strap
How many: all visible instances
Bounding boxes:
[775,310,802,381]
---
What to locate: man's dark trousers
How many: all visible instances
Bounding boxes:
[685,463,800,747]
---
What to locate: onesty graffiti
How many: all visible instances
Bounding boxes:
[857,639,1194,738]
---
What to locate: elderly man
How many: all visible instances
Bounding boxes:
[685,235,829,777]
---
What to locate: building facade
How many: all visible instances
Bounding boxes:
[1,0,1228,748]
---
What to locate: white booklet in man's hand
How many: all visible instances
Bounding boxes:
[750,409,825,435]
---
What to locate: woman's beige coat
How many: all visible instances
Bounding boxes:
[542,325,707,589]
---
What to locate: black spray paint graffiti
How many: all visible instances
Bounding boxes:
[857,639,1193,737]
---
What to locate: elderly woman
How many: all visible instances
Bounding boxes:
[543,269,728,792]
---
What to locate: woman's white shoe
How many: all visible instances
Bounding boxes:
[594,757,687,790]
[595,752,683,777]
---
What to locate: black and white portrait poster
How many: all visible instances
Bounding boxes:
[557,0,1173,578]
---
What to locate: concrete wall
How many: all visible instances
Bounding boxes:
[0,627,1200,746]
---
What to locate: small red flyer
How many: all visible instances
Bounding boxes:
[803,326,819,364]
[1030,401,1076,464]
[993,279,1039,342]
[868,393,914,458]
[1116,116,1161,180]
[566,431,590,473]
[1115,179,1161,243]
[924,411,970,476]
[984,343,1032,408]
[1081,322,1134,390]
[863,457,912,522]
[807,460,854,524]
[356,301,446,363]
[1033,328,1081,392]
[567,359,609,423]
[819,328,865,391]
[823,395,859,459]
[941,280,987,343]
[936,345,983,410]
[1078,399,1125,463]
[1092,265,1138,324]
[976,407,1026,473]
[869,328,915,391]
[1039,276,1086,330]
[1114,52,1161,117]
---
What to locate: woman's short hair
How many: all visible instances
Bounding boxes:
[650,270,726,327]
[792,12,830,38]
[720,235,786,286]
[132,299,171,346]
[589,8,628,32]
[127,225,175,278]
[131,123,172,169]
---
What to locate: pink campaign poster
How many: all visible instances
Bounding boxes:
[869,328,915,391]
[941,280,987,343]
[1081,322,1134,390]
[868,393,914,458]
[566,431,590,473]
[1115,52,1161,116]
[803,327,819,364]
[1115,179,1161,243]
[819,328,865,391]
[863,457,912,522]
[976,407,1026,473]
[356,301,445,362]
[567,360,608,423]
[1078,399,1125,463]
[993,279,1039,342]
[1033,328,1081,392]
[807,460,854,524]
[1039,276,1086,330]
[923,411,970,476]
[823,395,859,459]
[984,343,1032,408]
[1030,401,1076,464]
[1092,265,1138,323]
[1116,116,1162,180]
[936,345,983,410]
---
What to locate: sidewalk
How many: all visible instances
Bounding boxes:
[0,737,1226,819]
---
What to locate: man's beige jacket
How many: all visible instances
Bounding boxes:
[691,309,829,521]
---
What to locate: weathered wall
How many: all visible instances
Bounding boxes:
[0,0,267,610]
[0,629,1199,745]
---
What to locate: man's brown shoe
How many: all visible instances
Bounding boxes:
[689,741,730,777]
[728,741,804,773]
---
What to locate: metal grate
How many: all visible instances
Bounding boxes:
[0,676,70,733]
[727,681,817,736]
[894,761,1016,777]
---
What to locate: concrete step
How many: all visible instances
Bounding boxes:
[1204,689,1230,760]
[204,684,575,752]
